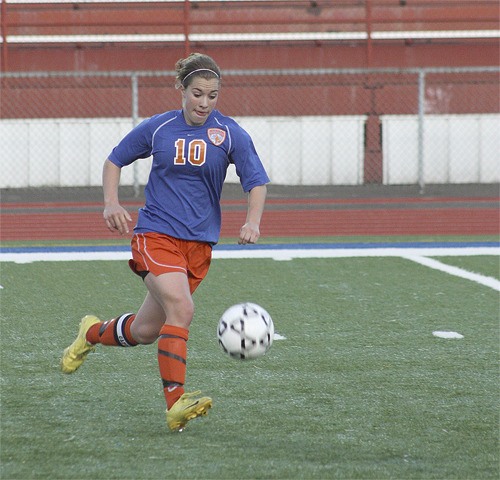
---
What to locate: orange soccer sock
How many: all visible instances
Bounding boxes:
[157,325,189,409]
[86,313,139,347]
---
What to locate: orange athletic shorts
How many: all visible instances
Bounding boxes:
[129,232,212,294]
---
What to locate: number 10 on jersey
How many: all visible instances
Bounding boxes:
[174,139,207,166]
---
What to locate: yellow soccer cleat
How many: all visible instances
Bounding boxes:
[166,391,213,432]
[61,315,101,374]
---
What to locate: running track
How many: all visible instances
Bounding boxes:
[1,196,498,241]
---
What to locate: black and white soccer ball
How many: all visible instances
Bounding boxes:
[217,303,274,360]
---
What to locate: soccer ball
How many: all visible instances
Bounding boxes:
[217,303,274,360]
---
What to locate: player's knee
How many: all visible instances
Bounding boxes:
[132,323,161,345]
[174,297,195,327]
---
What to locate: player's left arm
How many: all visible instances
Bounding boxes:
[239,184,267,245]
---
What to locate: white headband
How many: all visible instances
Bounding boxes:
[182,68,220,84]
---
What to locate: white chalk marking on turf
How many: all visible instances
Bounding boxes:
[432,331,464,339]
[214,247,499,261]
[2,247,498,292]
[1,246,498,263]
[0,251,130,264]
[402,254,500,292]
[272,256,294,261]
[273,333,286,340]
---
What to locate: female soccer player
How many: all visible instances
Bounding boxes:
[61,53,270,431]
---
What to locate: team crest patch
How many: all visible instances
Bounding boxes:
[207,128,226,146]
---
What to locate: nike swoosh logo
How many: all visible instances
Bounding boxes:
[183,401,199,410]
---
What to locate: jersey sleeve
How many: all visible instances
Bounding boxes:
[229,124,270,192]
[107,117,155,167]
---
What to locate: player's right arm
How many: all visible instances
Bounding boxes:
[102,159,132,235]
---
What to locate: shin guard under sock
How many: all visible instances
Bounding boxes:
[157,325,189,409]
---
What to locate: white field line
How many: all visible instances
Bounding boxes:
[401,255,500,292]
[212,247,499,261]
[1,246,498,291]
[1,246,498,264]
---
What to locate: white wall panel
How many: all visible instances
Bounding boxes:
[382,114,499,184]
[1,122,29,188]
[2,114,495,188]
[331,117,364,185]
[382,116,418,184]
[479,116,499,183]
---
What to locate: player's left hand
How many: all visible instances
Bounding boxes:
[238,222,260,244]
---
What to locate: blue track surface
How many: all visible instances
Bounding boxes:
[1,241,498,254]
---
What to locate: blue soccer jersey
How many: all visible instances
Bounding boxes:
[108,109,270,244]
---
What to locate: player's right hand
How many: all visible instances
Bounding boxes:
[103,204,133,235]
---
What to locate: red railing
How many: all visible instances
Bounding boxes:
[1,0,499,71]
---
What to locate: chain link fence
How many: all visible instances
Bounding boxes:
[1,67,498,193]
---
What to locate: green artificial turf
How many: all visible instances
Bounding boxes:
[1,255,498,479]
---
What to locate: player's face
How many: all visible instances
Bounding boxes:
[181,77,220,126]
